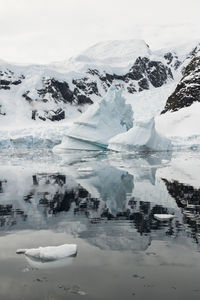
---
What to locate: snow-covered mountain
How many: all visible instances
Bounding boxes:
[0,39,199,127]
[161,50,200,113]
[156,50,200,148]
[0,39,200,150]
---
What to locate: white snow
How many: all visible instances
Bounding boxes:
[54,87,133,151]
[55,39,152,75]
[125,82,177,122]
[108,118,171,152]
[16,244,77,261]
[156,102,200,148]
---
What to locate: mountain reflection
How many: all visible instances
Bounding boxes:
[0,160,199,251]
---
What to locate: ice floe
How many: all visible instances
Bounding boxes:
[154,214,175,221]
[16,244,77,261]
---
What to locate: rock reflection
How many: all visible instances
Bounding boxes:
[163,178,200,242]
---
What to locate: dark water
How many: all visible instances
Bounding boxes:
[0,149,200,300]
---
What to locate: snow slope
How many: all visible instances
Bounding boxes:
[156,102,200,148]
[62,39,152,74]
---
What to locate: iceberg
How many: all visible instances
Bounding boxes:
[108,118,172,152]
[154,214,175,221]
[16,244,77,261]
[53,87,133,151]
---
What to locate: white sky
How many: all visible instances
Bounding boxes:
[0,0,200,64]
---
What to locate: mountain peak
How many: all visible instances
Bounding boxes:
[66,39,151,74]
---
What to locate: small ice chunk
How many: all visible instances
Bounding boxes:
[154,214,175,221]
[78,167,93,172]
[16,244,77,261]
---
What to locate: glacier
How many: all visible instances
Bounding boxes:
[54,87,133,151]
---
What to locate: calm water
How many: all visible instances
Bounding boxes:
[0,149,200,300]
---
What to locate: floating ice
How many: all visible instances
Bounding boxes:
[154,214,175,221]
[108,118,171,152]
[16,244,77,261]
[53,87,133,151]
[78,167,93,172]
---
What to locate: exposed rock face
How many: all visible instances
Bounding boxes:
[0,105,5,116]
[72,77,100,97]
[161,52,200,114]
[164,52,181,70]
[0,69,24,90]
[31,108,65,122]
[87,57,173,94]
[23,77,93,121]
[128,57,173,89]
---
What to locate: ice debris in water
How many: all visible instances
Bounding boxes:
[16,244,77,261]
[154,214,175,221]
[53,87,133,151]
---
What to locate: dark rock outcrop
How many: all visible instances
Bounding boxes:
[23,77,94,121]
[128,57,173,88]
[161,52,200,114]
[32,108,65,121]
[0,69,24,90]
[0,105,5,116]
[87,57,173,93]
[164,52,181,70]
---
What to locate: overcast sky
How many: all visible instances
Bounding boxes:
[0,0,200,64]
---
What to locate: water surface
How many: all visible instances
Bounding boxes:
[0,149,200,300]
